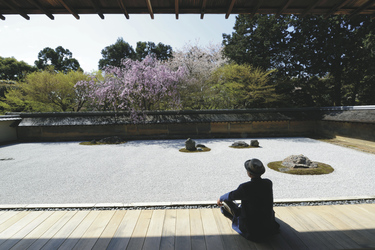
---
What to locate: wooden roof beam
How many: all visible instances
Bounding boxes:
[276,0,294,17]
[349,0,375,18]
[57,0,80,19]
[145,0,154,19]
[251,0,263,18]
[88,0,104,19]
[323,0,352,18]
[117,0,129,19]
[27,0,54,20]
[175,0,179,19]
[201,0,207,19]
[1,0,30,20]
[226,0,236,19]
[301,0,327,17]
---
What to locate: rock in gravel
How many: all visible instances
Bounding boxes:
[281,154,318,169]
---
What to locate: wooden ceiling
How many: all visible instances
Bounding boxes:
[1,0,375,21]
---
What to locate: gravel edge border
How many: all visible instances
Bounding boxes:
[1,199,374,211]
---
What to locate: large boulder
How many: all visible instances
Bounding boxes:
[185,138,197,151]
[231,141,249,147]
[250,140,259,147]
[281,154,318,169]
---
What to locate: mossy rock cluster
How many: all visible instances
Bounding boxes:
[179,147,211,153]
[268,161,334,175]
[80,136,126,145]
[229,145,260,149]
[229,140,260,149]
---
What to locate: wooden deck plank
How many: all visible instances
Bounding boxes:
[0,211,53,250]
[356,204,375,221]
[212,208,254,250]
[357,204,375,214]
[0,204,374,250]
[10,211,67,250]
[200,209,225,250]
[38,210,90,250]
[159,209,176,250]
[142,210,166,250]
[336,204,375,228]
[0,211,29,233]
[26,211,77,250]
[72,211,115,250]
[175,209,190,250]
[189,209,205,250]
[0,211,21,227]
[106,210,141,250]
[287,206,342,249]
[92,210,127,250]
[273,214,309,250]
[126,210,153,250]
[57,210,101,250]
[0,211,40,241]
[300,206,362,249]
[324,205,375,248]
[311,205,375,248]
[266,228,294,250]
[275,206,325,249]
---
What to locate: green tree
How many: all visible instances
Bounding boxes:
[223,15,292,73]
[35,46,82,73]
[0,70,91,112]
[0,56,36,81]
[290,15,375,106]
[99,38,136,69]
[209,63,279,109]
[135,41,173,61]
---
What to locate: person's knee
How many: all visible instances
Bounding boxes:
[222,200,240,217]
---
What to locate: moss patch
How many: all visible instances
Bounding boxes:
[179,147,211,153]
[267,161,334,175]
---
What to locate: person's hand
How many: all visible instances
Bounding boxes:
[217,198,223,207]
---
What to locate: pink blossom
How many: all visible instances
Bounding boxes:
[75,55,187,122]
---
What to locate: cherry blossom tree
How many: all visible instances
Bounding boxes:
[76,55,186,119]
[166,42,228,109]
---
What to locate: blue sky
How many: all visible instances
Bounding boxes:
[0,14,237,73]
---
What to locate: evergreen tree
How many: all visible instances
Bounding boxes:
[35,46,82,73]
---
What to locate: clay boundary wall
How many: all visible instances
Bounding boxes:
[0,115,21,144]
[3,106,375,143]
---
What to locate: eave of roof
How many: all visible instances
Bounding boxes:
[1,0,374,21]
[0,115,22,122]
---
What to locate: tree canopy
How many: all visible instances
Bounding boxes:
[35,46,82,73]
[0,70,91,113]
[223,15,292,72]
[209,63,279,109]
[0,57,36,81]
[135,41,173,61]
[223,14,375,107]
[99,38,173,70]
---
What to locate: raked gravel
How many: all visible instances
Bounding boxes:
[1,137,374,205]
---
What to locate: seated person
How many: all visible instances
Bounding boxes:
[217,158,280,242]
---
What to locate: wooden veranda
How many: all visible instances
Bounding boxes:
[1,203,375,249]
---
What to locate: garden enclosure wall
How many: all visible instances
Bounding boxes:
[1,106,374,143]
[0,115,21,143]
